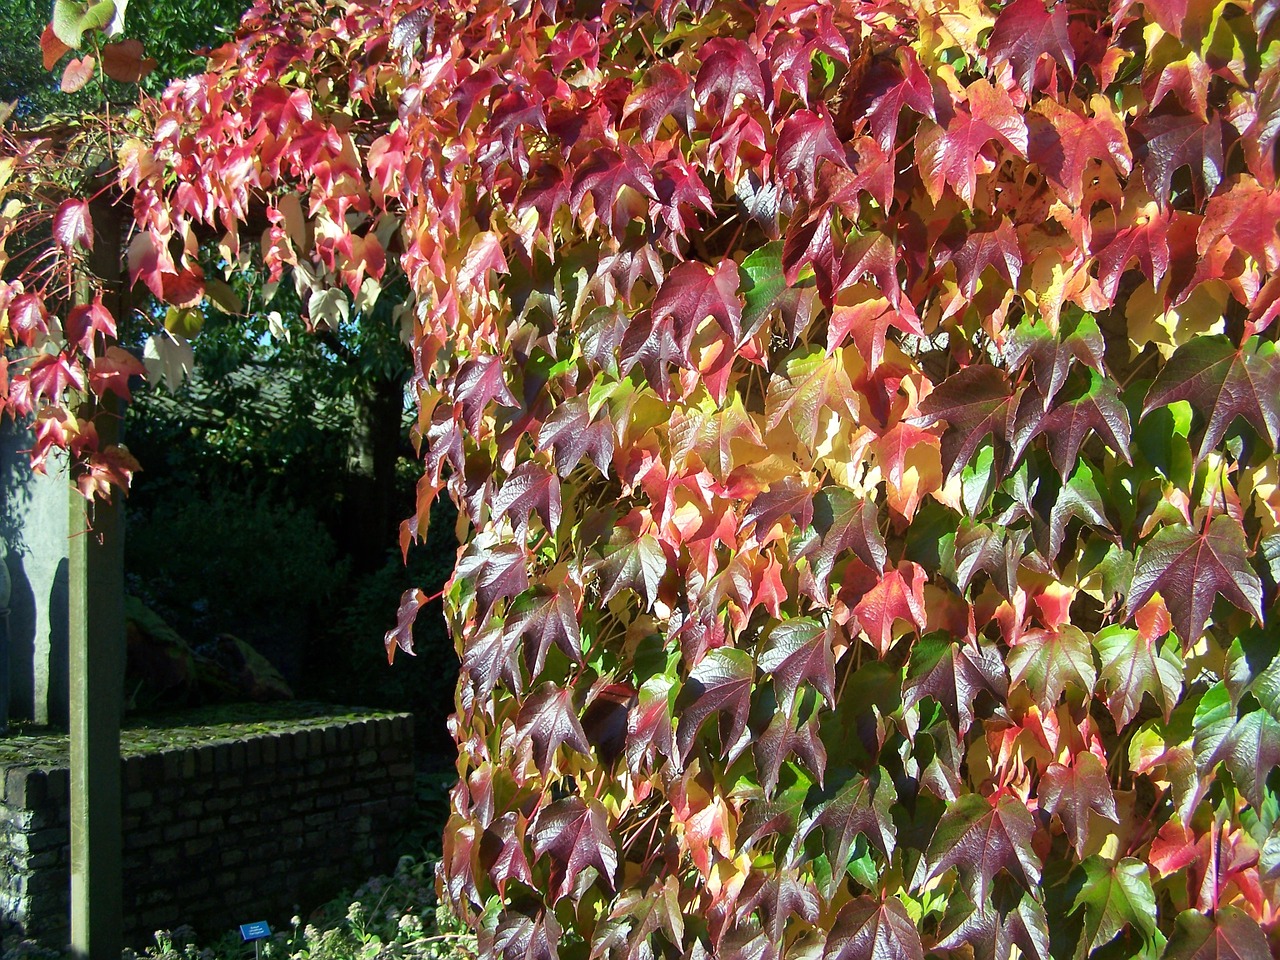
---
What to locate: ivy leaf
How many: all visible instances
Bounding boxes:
[917,80,1028,206]
[652,259,742,353]
[1046,462,1114,561]
[917,793,1041,905]
[823,896,923,960]
[1161,906,1271,960]
[937,219,1023,301]
[506,586,582,678]
[675,647,755,763]
[754,696,827,797]
[1127,516,1264,648]
[1133,111,1224,208]
[622,62,694,141]
[626,675,676,774]
[1093,208,1171,302]
[456,541,530,620]
[742,869,821,943]
[492,462,562,537]
[454,354,519,435]
[530,797,618,901]
[903,634,1008,735]
[570,145,658,238]
[1068,856,1158,959]
[1141,336,1280,461]
[591,529,666,609]
[1094,625,1184,727]
[695,38,770,120]
[52,0,116,49]
[764,347,857,450]
[935,883,1050,960]
[517,682,591,777]
[852,562,928,656]
[741,476,818,539]
[804,489,887,603]
[489,910,560,960]
[537,395,614,477]
[758,617,837,711]
[1008,624,1097,712]
[464,618,525,703]
[915,366,1021,481]
[1038,753,1118,857]
[812,768,897,881]
[1028,97,1131,207]
[850,51,935,151]
[985,0,1074,96]
[738,243,818,342]
[52,198,93,252]
[777,108,847,202]
[1222,709,1280,809]
[949,522,1027,599]
[1035,372,1132,479]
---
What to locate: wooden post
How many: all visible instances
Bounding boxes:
[68,482,124,960]
[68,196,125,960]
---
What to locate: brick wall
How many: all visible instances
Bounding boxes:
[0,712,414,947]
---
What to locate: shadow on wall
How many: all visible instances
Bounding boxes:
[0,420,70,726]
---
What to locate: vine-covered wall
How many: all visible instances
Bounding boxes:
[0,711,414,946]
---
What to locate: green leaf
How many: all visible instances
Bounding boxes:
[1161,906,1270,960]
[1093,625,1184,727]
[1068,856,1157,960]
[53,0,116,49]
[1007,623,1096,712]
[739,241,816,342]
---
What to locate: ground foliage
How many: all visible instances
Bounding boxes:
[4,0,1280,957]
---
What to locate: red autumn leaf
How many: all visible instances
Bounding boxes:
[917,80,1029,206]
[455,540,530,620]
[849,50,935,151]
[915,366,1037,481]
[591,527,666,609]
[530,797,617,901]
[1038,753,1118,856]
[776,108,847,202]
[757,617,837,711]
[675,647,754,763]
[622,62,695,141]
[853,562,928,656]
[740,869,822,942]
[626,676,676,774]
[1133,111,1224,208]
[60,55,95,92]
[918,793,1041,905]
[64,298,117,354]
[651,259,742,353]
[813,768,898,875]
[41,24,71,71]
[25,353,85,404]
[741,476,818,539]
[462,619,522,701]
[1142,335,1280,461]
[536,395,613,479]
[936,219,1023,301]
[453,353,519,436]
[903,635,1008,735]
[517,682,592,777]
[986,0,1075,95]
[823,896,923,960]
[1161,906,1271,960]
[694,38,770,121]
[753,700,826,796]
[1034,372,1132,479]
[835,232,902,307]
[88,346,145,402]
[53,199,93,252]
[384,587,427,663]
[935,886,1050,960]
[492,461,562,537]
[1128,516,1264,647]
[1028,97,1132,207]
[101,39,155,84]
[570,145,658,238]
[505,585,582,677]
[802,489,887,604]
[1198,177,1280,273]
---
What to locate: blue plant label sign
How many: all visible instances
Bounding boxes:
[240,922,272,941]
